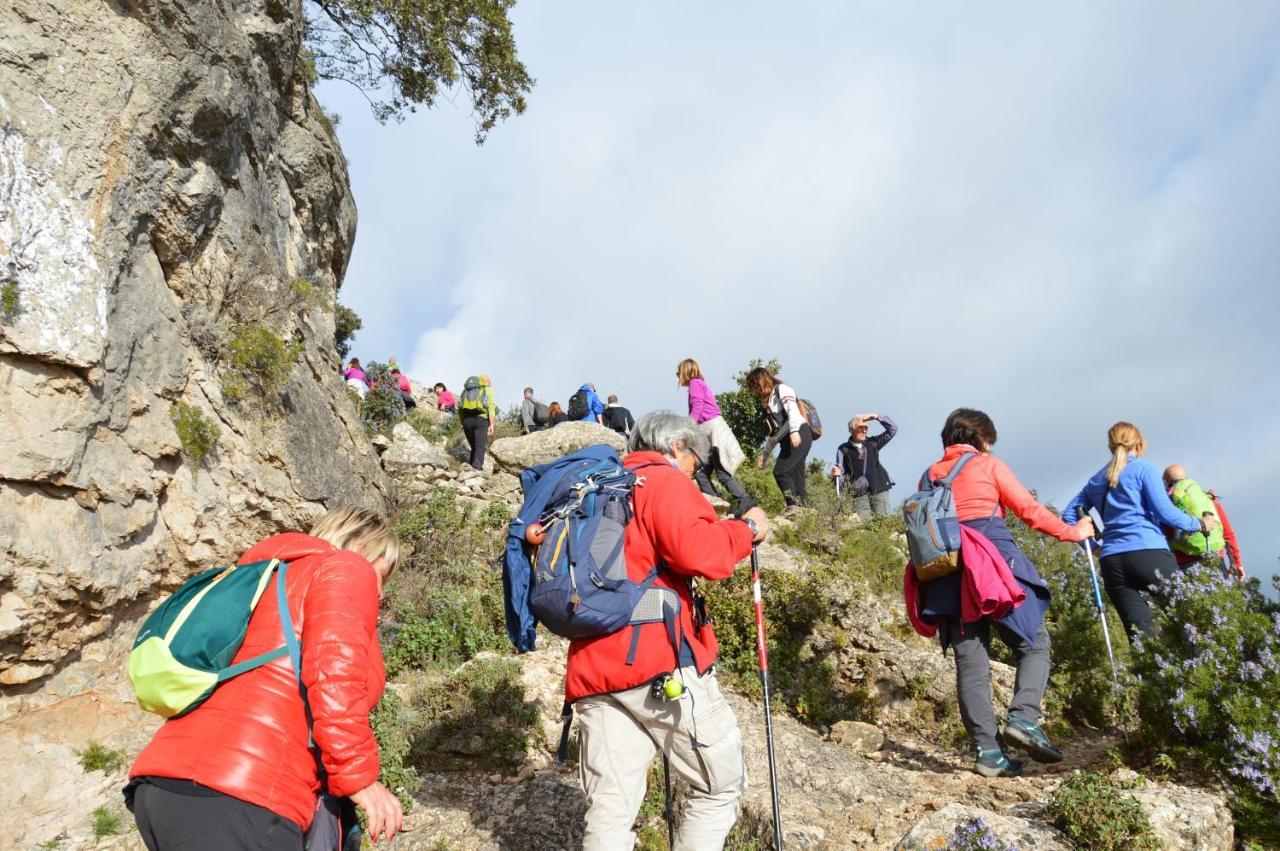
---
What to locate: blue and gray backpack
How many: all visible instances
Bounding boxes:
[902,453,977,581]
[502,445,679,656]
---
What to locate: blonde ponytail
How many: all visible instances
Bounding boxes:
[1105,421,1146,488]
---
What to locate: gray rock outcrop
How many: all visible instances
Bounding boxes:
[489,422,625,471]
[0,0,385,692]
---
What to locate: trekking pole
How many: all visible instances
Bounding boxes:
[1081,541,1123,706]
[662,756,675,847]
[751,546,784,850]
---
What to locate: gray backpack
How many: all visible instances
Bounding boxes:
[902,453,977,581]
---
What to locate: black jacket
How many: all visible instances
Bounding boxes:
[836,418,897,495]
[603,405,634,436]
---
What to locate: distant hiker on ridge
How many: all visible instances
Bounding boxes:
[569,383,605,424]
[434,382,456,413]
[677,358,754,515]
[521,387,550,434]
[748,366,814,508]
[458,375,496,471]
[832,413,897,518]
[1162,464,1243,579]
[603,394,635,437]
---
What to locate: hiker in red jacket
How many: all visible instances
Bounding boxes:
[568,411,769,850]
[127,507,403,849]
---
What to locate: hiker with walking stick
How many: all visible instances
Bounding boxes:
[903,409,1094,777]
[563,412,769,850]
[1062,422,1217,642]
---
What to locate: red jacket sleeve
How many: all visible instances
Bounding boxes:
[645,468,753,580]
[991,458,1083,542]
[301,553,382,797]
[1216,500,1243,567]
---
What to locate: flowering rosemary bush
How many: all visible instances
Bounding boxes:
[944,815,1016,851]
[1131,562,1280,845]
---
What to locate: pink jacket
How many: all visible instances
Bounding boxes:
[904,525,1025,637]
[686,377,721,424]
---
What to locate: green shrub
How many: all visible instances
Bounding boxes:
[0,279,18,318]
[78,742,128,773]
[334,303,362,360]
[90,806,122,838]
[1131,563,1280,845]
[735,461,785,516]
[290,277,328,309]
[382,492,509,675]
[772,512,906,598]
[714,357,781,455]
[1048,770,1161,850]
[370,689,420,809]
[171,403,221,475]
[219,323,302,402]
[408,657,540,772]
[361,361,406,434]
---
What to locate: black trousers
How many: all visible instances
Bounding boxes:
[461,414,489,470]
[131,781,303,850]
[774,424,813,506]
[1100,547,1178,642]
[694,449,755,514]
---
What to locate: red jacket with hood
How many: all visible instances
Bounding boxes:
[129,533,385,830]
[564,452,755,702]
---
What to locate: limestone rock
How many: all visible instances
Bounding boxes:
[1129,783,1234,851]
[895,802,1072,850]
[830,720,885,754]
[385,422,454,471]
[489,422,625,472]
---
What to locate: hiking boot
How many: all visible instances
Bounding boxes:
[1001,717,1063,764]
[974,747,1023,778]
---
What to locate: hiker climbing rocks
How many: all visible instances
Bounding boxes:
[566,412,768,850]
[390,364,416,409]
[905,409,1093,778]
[603,394,636,437]
[434,382,456,413]
[1162,465,1244,578]
[342,357,369,398]
[458,375,497,470]
[126,507,403,848]
[831,413,897,518]
[569,382,605,423]
[677,358,754,515]
[521,387,550,434]
[748,367,813,507]
[1063,423,1219,641]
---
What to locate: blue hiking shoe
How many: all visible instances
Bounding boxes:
[1001,716,1063,763]
[974,747,1023,778]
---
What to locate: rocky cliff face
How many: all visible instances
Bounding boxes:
[0,0,385,697]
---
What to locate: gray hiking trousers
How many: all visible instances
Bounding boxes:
[851,490,893,518]
[946,618,1050,751]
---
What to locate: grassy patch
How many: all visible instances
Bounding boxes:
[90,806,122,838]
[78,742,128,774]
[407,657,541,772]
[0,279,18,318]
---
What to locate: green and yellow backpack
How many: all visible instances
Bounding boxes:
[128,558,294,718]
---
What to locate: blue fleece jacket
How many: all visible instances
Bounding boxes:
[1062,457,1200,558]
[577,385,605,421]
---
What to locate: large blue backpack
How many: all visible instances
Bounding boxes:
[902,453,977,581]
[503,445,679,654]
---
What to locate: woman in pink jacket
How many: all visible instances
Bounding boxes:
[916,409,1093,778]
[677,358,754,515]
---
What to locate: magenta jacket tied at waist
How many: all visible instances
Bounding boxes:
[904,525,1026,637]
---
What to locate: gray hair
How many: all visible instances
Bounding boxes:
[628,411,709,460]
[849,416,867,432]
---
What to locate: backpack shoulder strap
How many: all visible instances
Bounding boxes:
[939,452,978,486]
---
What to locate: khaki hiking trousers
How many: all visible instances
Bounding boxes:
[577,666,747,851]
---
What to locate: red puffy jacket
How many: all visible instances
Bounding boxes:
[130,533,386,830]
[564,452,754,702]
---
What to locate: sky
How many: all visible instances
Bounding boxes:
[317,2,1280,587]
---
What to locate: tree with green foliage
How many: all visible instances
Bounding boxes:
[305,0,534,143]
[334,302,362,359]
[715,357,782,458]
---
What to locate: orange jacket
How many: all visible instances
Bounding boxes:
[130,533,385,830]
[928,445,1084,542]
[564,452,755,702]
